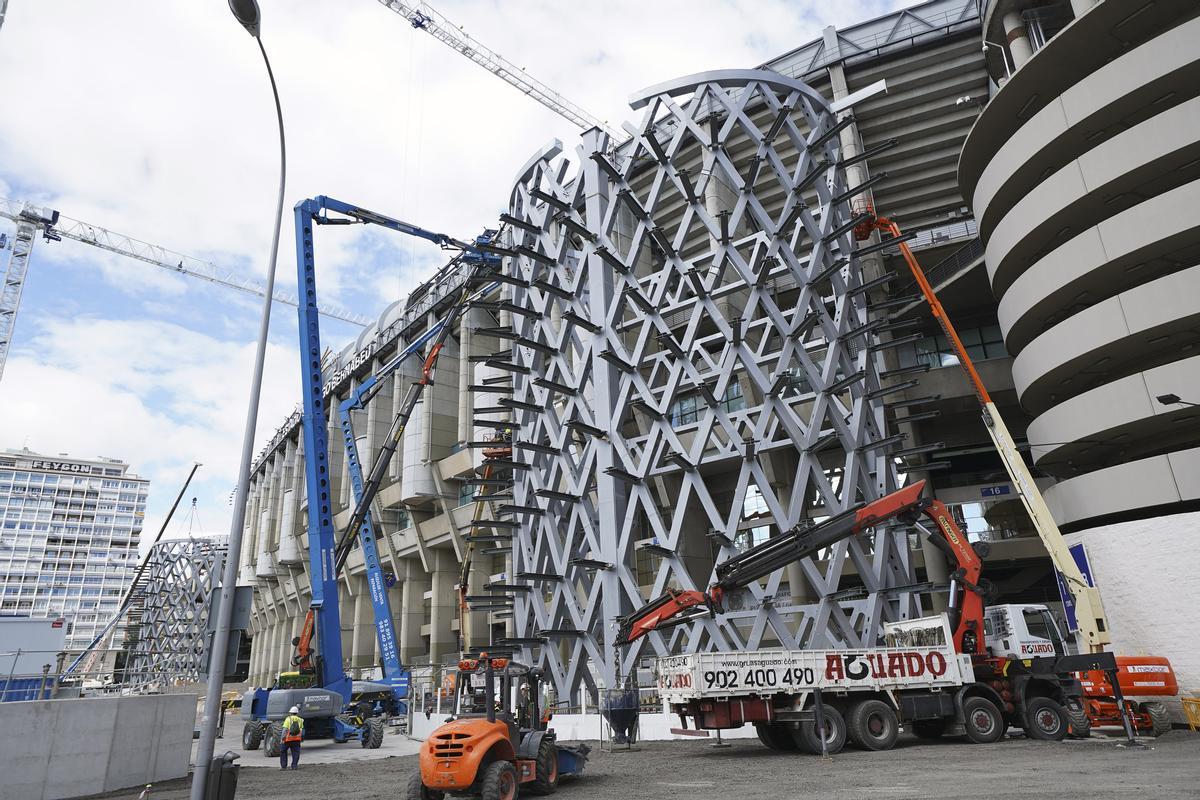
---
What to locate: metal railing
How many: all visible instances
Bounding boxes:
[0,647,204,701]
[895,235,985,298]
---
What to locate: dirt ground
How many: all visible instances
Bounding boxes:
[89,730,1200,800]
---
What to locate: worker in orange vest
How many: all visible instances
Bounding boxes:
[280,706,304,770]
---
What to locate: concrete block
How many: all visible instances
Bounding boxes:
[0,700,60,800]
[43,697,119,800]
[150,694,198,783]
[104,696,162,791]
[0,694,198,800]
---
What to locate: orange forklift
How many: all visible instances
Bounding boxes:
[408,655,588,800]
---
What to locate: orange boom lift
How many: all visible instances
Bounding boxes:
[860,211,1177,737]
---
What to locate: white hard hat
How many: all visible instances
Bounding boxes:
[290,706,300,714]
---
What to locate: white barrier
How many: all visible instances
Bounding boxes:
[0,693,196,800]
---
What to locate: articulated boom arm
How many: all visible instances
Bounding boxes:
[870,214,1110,652]
[292,194,499,695]
[333,277,478,574]
[615,480,987,655]
[307,195,482,255]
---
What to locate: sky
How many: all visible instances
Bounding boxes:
[0,0,922,549]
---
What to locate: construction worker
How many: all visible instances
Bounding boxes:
[280,706,304,770]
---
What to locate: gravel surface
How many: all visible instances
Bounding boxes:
[89,730,1199,800]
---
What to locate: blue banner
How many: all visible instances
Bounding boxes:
[1053,542,1095,633]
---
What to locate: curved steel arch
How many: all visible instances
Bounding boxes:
[629,68,831,110]
[498,71,915,699]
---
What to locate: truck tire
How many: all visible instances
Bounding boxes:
[754,722,797,751]
[481,760,518,800]
[242,721,263,750]
[846,699,898,751]
[264,722,283,758]
[1023,697,1068,741]
[406,771,445,800]
[962,697,1004,745]
[792,705,846,755]
[362,717,385,749]
[910,719,947,740]
[1140,701,1171,737]
[530,738,559,794]
[1065,700,1091,739]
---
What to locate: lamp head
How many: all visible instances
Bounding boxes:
[228,0,261,37]
[1156,393,1182,406]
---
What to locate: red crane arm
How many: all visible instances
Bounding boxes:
[291,609,316,672]
[614,480,985,654]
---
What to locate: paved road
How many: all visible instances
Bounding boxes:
[89,730,1200,800]
[190,724,421,767]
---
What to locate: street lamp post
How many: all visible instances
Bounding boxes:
[190,2,286,798]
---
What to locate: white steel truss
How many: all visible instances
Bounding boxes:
[122,536,226,689]
[0,217,35,384]
[496,70,918,698]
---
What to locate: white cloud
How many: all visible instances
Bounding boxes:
[0,315,300,547]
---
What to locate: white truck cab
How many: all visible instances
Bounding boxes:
[985,604,1070,660]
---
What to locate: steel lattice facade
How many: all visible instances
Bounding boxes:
[501,70,918,696]
[123,535,225,689]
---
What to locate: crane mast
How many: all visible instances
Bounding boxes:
[0,212,39,384]
[376,0,624,142]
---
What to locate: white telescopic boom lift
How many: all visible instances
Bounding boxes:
[866,214,1111,653]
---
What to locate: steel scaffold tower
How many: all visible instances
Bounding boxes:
[0,211,38,384]
[494,70,918,698]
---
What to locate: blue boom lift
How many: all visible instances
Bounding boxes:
[241,196,501,755]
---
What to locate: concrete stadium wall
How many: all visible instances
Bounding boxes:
[1064,513,1200,721]
[0,693,197,800]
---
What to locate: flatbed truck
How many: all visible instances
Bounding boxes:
[618,480,1096,752]
[658,614,1007,751]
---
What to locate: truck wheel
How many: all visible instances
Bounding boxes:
[847,699,898,751]
[1065,700,1091,739]
[754,722,797,751]
[242,722,263,750]
[264,723,283,758]
[1023,697,1067,741]
[962,697,1004,744]
[362,717,385,749]
[531,738,559,794]
[910,719,947,740]
[1140,701,1171,737]
[481,760,518,800]
[406,771,445,800]
[792,705,846,755]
